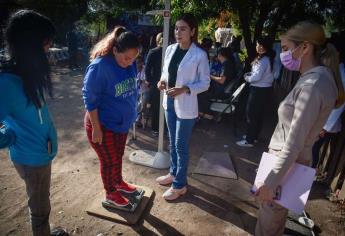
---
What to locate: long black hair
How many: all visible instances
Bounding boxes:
[5,9,56,108]
[254,36,275,71]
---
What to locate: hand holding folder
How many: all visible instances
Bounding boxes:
[252,152,316,214]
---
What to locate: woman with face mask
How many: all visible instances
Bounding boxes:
[255,22,344,236]
[156,13,210,201]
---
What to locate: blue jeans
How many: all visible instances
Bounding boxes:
[165,97,195,189]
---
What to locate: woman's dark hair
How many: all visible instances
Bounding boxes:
[176,13,198,43]
[5,9,56,108]
[90,26,141,60]
[230,36,241,53]
[329,32,345,64]
[218,47,233,60]
[115,31,141,53]
[254,36,275,71]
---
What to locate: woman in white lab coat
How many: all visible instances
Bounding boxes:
[156,13,210,201]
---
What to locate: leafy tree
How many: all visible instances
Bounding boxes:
[154,0,344,60]
[2,0,88,44]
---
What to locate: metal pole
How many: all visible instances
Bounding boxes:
[157,0,170,152]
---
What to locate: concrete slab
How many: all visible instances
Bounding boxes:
[86,186,154,225]
[193,152,238,179]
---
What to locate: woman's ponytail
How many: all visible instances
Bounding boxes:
[89,26,140,60]
[89,26,126,60]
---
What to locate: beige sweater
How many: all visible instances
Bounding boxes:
[265,66,338,189]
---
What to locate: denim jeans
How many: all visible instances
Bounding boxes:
[165,97,195,189]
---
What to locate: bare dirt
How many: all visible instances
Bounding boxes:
[0,66,344,236]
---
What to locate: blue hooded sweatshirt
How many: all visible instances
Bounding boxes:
[82,55,138,133]
[0,73,58,166]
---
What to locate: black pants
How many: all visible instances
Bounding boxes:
[245,86,272,143]
[198,89,212,115]
[69,50,78,68]
[197,83,224,115]
[312,132,335,168]
[150,88,160,131]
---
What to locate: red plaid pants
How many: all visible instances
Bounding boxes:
[84,114,128,194]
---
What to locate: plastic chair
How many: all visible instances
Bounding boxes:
[209,82,246,136]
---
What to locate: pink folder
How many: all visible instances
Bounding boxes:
[252,152,316,214]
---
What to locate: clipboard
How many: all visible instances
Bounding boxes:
[252,152,316,214]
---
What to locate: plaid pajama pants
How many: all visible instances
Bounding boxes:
[84,114,128,194]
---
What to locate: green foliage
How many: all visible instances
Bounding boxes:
[9,0,88,44]
[6,0,345,53]
[165,0,345,60]
[198,18,217,42]
[238,48,248,63]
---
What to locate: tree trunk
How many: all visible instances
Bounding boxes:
[253,0,273,43]
[237,4,255,61]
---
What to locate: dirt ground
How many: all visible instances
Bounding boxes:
[0,66,344,236]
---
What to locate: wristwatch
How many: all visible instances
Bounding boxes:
[184,86,191,94]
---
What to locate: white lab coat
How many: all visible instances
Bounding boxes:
[161,43,210,119]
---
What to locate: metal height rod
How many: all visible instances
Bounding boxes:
[157,0,170,152]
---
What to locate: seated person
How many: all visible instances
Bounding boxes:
[210,55,222,76]
[198,47,236,119]
[210,47,236,99]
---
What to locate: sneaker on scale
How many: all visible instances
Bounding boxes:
[116,180,136,194]
[156,173,175,185]
[105,191,130,207]
[236,139,254,147]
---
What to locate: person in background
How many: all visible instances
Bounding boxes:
[0,10,68,236]
[237,36,275,147]
[136,55,149,127]
[312,42,345,168]
[66,24,79,69]
[198,47,236,120]
[210,54,223,76]
[156,13,210,200]
[255,21,344,236]
[145,32,163,136]
[200,36,213,59]
[210,47,237,98]
[82,26,141,209]
[230,35,244,74]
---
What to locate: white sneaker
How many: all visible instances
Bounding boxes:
[156,173,175,185]
[242,135,258,143]
[236,139,254,147]
[162,186,187,201]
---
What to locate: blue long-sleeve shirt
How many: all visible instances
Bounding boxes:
[82,55,138,133]
[0,73,58,166]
